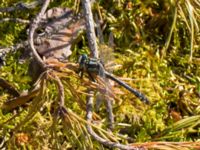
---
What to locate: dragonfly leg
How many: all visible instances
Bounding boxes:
[87,71,96,82]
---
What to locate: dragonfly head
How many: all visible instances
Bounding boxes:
[78,54,88,69]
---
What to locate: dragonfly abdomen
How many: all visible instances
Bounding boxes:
[105,72,150,104]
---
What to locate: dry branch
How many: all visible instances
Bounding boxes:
[0,0,43,13]
[0,18,30,24]
[82,0,99,58]
[86,94,145,150]
[28,0,51,69]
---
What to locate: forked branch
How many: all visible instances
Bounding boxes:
[86,93,145,150]
[28,0,50,69]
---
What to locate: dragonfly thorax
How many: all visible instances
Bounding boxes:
[78,54,103,75]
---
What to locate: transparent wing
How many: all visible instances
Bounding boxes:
[95,14,115,129]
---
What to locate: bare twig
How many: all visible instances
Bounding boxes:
[28,0,51,69]
[86,93,144,150]
[0,18,30,24]
[0,41,28,57]
[0,0,43,13]
[82,0,99,58]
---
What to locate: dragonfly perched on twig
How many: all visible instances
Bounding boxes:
[78,54,150,104]
[78,15,149,130]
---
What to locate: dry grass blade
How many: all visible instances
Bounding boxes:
[132,141,200,150]
[62,80,86,109]
[178,4,191,32]
[61,106,119,140]
[155,115,200,140]
[185,0,195,61]
[162,6,177,58]
[170,115,200,131]
[61,107,94,148]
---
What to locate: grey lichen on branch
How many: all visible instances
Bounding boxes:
[82,0,99,58]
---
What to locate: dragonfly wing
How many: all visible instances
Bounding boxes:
[95,15,115,129]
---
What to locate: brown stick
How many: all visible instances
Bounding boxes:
[3,87,40,110]
[0,78,20,97]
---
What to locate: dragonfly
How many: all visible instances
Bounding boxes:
[78,54,150,104]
